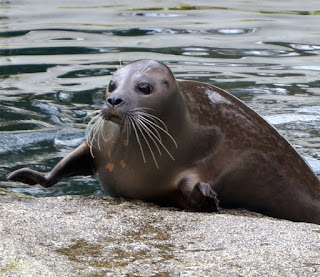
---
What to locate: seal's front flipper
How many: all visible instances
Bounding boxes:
[7,168,49,187]
[7,141,95,188]
[191,182,221,212]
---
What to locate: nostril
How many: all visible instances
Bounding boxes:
[114,98,123,106]
[107,98,113,105]
[107,96,123,106]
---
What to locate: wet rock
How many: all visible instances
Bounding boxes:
[0,193,319,276]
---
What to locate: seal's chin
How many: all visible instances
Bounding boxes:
[100,108,123,125]
[108,115,122,125]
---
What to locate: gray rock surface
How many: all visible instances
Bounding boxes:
[0,190,319,277]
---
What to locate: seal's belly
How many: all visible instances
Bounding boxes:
[96,161,174,200]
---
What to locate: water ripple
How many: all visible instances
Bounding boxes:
[0,45,298,59]
[1,1,319,196]
[0,27,255,37]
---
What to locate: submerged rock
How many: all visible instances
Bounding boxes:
[0,193,319,276]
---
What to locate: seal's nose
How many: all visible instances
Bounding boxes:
[107,96,123,106]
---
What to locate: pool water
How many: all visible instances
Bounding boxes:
[1,0,319,197]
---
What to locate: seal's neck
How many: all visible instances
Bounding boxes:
[160,88,192,137]
[160,87,222,165]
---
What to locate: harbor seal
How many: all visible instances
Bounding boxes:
[7,60,320,224]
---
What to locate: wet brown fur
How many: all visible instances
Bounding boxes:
[7,60,320,224]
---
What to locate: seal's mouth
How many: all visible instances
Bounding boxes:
[108,115,122,125]
[100,107,123,125]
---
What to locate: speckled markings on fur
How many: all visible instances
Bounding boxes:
[7,60,320,224]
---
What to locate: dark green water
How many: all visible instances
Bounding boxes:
[1,0,320,197]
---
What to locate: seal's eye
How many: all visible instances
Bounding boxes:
[108,80,116,93]
[137,82,153,95]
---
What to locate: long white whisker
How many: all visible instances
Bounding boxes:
[88,119,98,151]
[134,114,176,161]
[90,144,95,158]
[139,60,153,75]
[125,115,131,144]
[137,114,178,148]
[97,118,104,150]
[135,115,161,141]
[134,116,159,168]
[140,121,175,161]
[85,113,100,138]
[86,116,95,146]
[135,117,162,156]
[92,117,102,145]
[100,119,107,142]
[129,116,146,163]
[85,107,178,165]
[85,112,101,153]
[136,111,168,131]
[117,57,122,70]
[86,115,103,157]
[86,114,101,140]
[84,110,100,124]
[133,107,153,112]
[141,65,157,75]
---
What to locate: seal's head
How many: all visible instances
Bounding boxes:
[86,60,183,167]
[101,60,180,125]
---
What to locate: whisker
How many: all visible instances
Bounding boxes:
[85,117,95,146]
[117,57,123,70]
[135,117,162,155]
[139,60,153,75]
[128,116,146,164]
[83,110,100,126]
[134,116,159,168]
[100,119,107,142]
[87,119,98,153]
[86,114,100,137]
[137,114,178,148]
[85,113,100,137]
[92,117,102,143]
[134,114,176,161]
[135,115,162,141]
[140,65,157,76]
[89,144,94,158]
[136,111,168,131]
[124,115,131,144]
[85,107,177,166]
[97,118,104,150]
[139,119,175,161]
[133,107,154,112]
[86,115,103,157]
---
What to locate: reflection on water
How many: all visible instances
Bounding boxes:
[1,0,319,196]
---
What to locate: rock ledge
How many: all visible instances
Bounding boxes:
[0,193,319,276]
